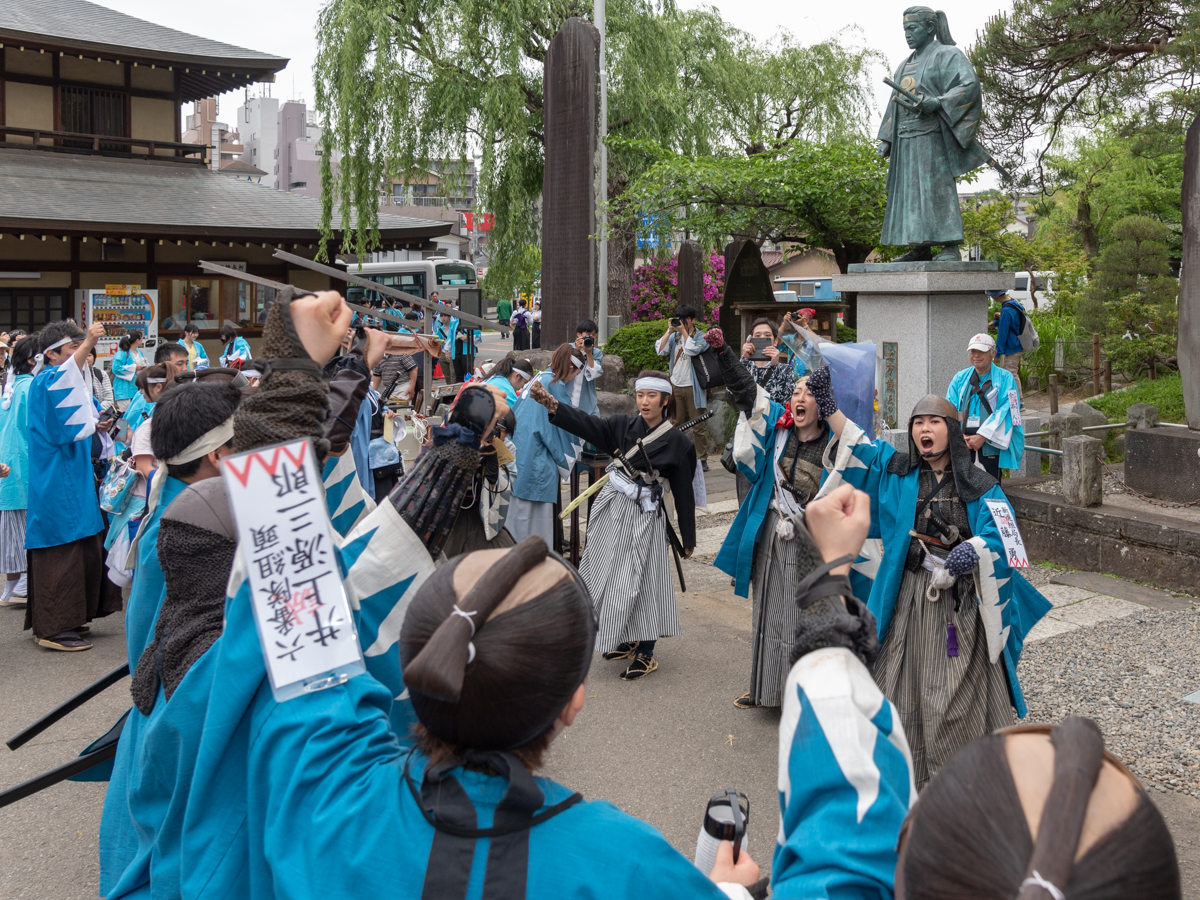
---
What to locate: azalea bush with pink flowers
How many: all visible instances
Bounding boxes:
[629,251,725,323]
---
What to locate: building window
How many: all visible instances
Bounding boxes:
[60,86,125,146]
[159,277,271,332]
[0,289,68,331]
[290,181,307,189]
[797,282,817,298]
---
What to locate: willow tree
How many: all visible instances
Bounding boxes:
[314,1,881,321]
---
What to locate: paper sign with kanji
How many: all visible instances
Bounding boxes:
[222,439,365,701]
[984,498,1029,568]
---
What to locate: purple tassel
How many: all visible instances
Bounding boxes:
[946,621,959,658]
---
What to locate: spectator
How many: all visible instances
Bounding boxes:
[372,350,418,404]
[111,330,148,412]
[218,324,252,369]
[179,324,210,370]
[655,305,711,469]
[572,318,604,416]
[154,341,190,383]
[84,346,115,412]
[24,322,122,651]
[511,299,531,351]
[739,317,796,406]
[531,299,542,349]
[990,288,1025,396]
[496,295,512,338]
[0,336,37,607]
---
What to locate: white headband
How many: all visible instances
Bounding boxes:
[635,377,673,394]
[570,355,584,368]
[147,377,167,384]
[31,336,73,376]
[165,416,236,466]
[512,365,532,381]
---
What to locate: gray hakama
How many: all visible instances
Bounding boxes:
[579,483,678,654]
[874,565,1013,788]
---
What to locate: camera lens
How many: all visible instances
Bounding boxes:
[583,336,594,347]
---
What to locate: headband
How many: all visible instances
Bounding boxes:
[635,377,673,394]
[31,336,73,376]
[512,365,532,381]
[570,355,584,368]
[147,377,166,384]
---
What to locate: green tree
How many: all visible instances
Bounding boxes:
[313,1,879,324]
[960,194,1089,308]
[614,138,888,274]
[971,0,1200,177]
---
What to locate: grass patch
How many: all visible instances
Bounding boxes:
[1083,371,1185,423]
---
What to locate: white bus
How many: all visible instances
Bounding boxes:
[341,258,479,308]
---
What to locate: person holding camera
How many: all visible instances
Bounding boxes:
[572,318,604,416]
[654,305,710,468]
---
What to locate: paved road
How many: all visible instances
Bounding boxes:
[4,463,1200,897]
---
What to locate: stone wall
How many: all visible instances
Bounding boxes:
[1007,482,1200,593]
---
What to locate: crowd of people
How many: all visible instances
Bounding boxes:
[0,286,1183,899]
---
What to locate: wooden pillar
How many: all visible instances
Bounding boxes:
[541,17,600,350]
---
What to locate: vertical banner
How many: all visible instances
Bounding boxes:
[984,498,1030,568]
[222,439,365,701]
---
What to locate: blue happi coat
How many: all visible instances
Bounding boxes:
[833,438,1051,717]
[946,363,1025,470]
[511,371,583,504]
[234,639,738,900]
[714,385,881,602]
[26,356,102,548]
[771,646,916,898]
[101,453,428,900]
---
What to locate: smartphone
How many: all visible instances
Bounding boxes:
[749,336,773,361]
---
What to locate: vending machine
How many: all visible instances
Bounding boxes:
[85,285,158,360]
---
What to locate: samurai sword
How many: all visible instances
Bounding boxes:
[559,411,715,519]
[882,76,1014,183]
[0,742,119,809]
[6,663,129,751]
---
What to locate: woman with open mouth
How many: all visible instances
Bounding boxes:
[820,391,1053,788]
[703,328,876,710]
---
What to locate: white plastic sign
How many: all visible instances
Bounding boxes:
[984,498,1029,568]
[222,439,365,701]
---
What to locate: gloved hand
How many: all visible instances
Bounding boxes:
[529,379,559,414]
[945,542,979,579]
[805,364,838,420]
[704,327,725,350]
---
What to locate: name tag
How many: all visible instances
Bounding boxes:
[967,416,981,429]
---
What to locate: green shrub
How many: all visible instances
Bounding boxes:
[603,320,671,376]
[1084,372,1185,423]
[836,322,858,343]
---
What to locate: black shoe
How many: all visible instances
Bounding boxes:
[701,460,709,472]
[602,641,639,661]
[620,654,658,680]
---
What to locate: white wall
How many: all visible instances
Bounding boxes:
[237,96,279,181]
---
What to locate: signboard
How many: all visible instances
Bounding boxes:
[881,342,899,429]
[86,287,158,360]
[461,212,494,232]
[222,439,365,702]
[636,213,671,250]
[984,498,1030,568]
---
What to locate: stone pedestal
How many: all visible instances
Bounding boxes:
[833,263,1012,427]
[1048,413,1082,475]
[1125,426,1200,502]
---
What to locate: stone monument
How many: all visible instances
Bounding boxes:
[541,17,600,349]
[1178,116,1199,430]
[719,240,774,349]
[835,6,1011,422]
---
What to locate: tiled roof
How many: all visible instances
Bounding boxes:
[0,0,287,68]
[0,150,452,241]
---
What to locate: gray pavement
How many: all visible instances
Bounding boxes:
[5,459,1200,897]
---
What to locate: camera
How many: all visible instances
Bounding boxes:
[583,335,594,348]
[670,317,681,327]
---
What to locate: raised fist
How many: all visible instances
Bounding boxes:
[805,364,837,420]
[704,327,725,350]
[945,542,979,579]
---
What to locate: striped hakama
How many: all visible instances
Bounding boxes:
[0,508,27,573]
[874,565,1013,788]
[747,509,823,707]
[579,483,678,654]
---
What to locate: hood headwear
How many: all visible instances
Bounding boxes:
[886,394,996,501]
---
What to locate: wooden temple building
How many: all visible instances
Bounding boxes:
[0,0,450,347]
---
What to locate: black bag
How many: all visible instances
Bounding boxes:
[691,346,726,392]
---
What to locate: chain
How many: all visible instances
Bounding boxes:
[1096,452,1200,509]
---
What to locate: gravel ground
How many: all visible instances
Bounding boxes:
[1017,564,1067,589]
[1019,608,1200,797]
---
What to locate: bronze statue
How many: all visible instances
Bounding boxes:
[877,7,990,262]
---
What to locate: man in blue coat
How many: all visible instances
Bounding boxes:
[990,288,1026,394]
[945,332,1025,480]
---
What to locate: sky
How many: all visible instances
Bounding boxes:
[97,0,1011,185]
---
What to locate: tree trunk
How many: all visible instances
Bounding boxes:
[1076,192,1101,259]
[1180,115,1200,428]
[606,172,635,329]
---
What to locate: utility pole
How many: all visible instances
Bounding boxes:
[596,0,609,342]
